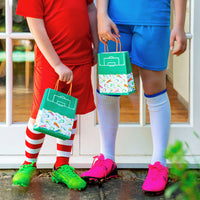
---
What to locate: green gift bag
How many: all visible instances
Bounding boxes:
[33,81,78,140]
[98,40,136,95]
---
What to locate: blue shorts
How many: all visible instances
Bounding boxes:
[99,24,170,71]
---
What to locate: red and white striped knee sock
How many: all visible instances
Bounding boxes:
[55,117,77,169]
[23,120,45,167]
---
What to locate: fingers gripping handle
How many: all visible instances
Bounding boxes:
[104,37,121,53]
[54,80,72,95]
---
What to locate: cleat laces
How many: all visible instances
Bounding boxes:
[60,165,77,177]
[148,164,167,181]
[91,155,108,179]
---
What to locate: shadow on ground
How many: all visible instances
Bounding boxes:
[0,169,178,200]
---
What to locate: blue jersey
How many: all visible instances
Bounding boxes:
[108,0,171,26]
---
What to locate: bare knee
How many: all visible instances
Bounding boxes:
[139,68,166,95]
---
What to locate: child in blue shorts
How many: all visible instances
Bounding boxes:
[81,0,187,194]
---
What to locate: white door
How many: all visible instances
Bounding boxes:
[0,0,200,168]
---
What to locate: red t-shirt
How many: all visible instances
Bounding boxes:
[16,0,94,67]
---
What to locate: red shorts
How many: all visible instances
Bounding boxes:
[31,63,96,119]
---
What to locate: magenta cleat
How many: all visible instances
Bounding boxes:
[142,162,168,194]
[81,154,118,183]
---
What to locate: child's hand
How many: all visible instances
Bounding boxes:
[98,14,119,44]
[170,27,187,56]
[54,63,73,84]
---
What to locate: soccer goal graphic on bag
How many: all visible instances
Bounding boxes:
[98,39,136,95]
[34,82,78,140]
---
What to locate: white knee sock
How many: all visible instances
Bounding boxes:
[97,92,120,161]
[145,90,171,166]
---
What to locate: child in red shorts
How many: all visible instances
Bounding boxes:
[12,0,98,190]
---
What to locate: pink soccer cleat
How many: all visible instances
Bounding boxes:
[81,154,118,182]
[142,162,168,194]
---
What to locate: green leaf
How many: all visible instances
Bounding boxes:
[193,131,200,139]
[165,183,180,199]
[184,141,190,149]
